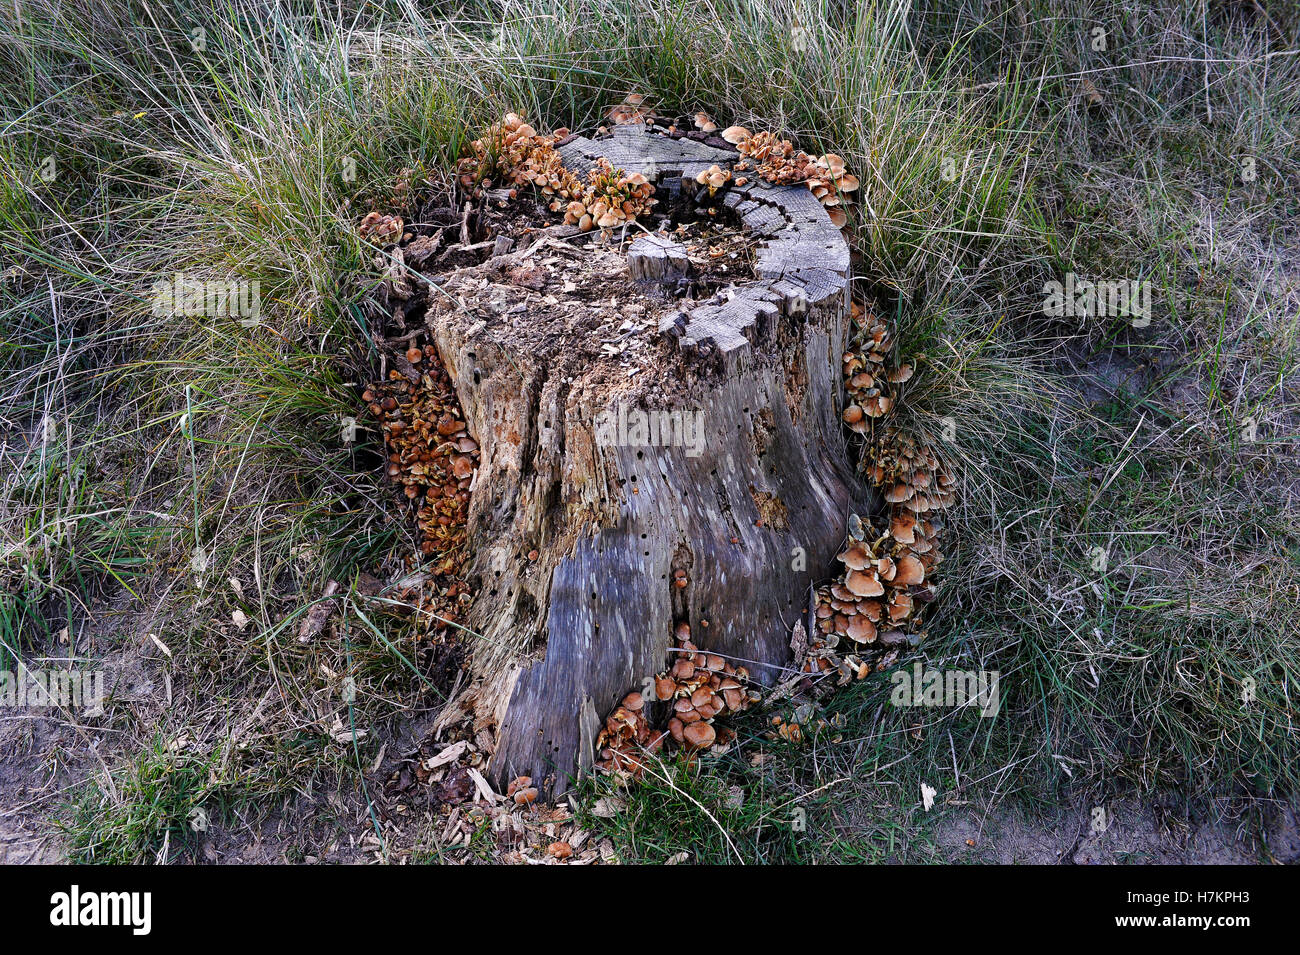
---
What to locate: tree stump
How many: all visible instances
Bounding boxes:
[424,124,872,793]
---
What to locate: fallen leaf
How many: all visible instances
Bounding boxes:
[148,632,173,658]
[921,781,937,811]
[297,580,341,643]
[591,796,626,818]
[339,415,358,444]
[329,715,366,744]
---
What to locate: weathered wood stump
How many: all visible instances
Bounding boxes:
[426,124,872,793]
[626,234,691,284]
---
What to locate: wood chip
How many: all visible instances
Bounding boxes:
[424,739,469,771]
[466,766,500,803]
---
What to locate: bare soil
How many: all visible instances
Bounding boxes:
[932,797,1300,865]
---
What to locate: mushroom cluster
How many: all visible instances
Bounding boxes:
[804,153,859,228]
[563,157,656,232]
[693,163,733,197]
[811,516,934,652]
[869,429,957,522]
[608,92,654,126]
[841,307,903,428]
[659,623,758,751]
[804,305,957,676]
[456,114,659,235]
[595,622,758,777]
[365,347,480,577]
[798,628,871,685]
[514,142,584,211]
[358,211,405,245]
[506,776,540,807]
[455,111,558,195]
[844,310,956,519]
[593,691,661,776]
[722,127,859,228]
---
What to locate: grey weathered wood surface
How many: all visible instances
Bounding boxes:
[626,234,691,284]
[426,124,871,793]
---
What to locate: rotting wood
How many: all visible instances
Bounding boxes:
[424,123,872,794]
[626,234,691,284]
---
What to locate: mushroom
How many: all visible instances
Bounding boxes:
[863,394,893,417]
[668,717,685,743]
[893,554,925,586]
[884,482,913,504]
[904,493,930,513]
[820,153,846,176]
[847,615,877,644]
[671,658,695,681]
[367,351,479,575]
[837,544,872,571]
[890,513,917,543]
[357,211,404,244]
[845,569,884,598]
[721,125,751,145]
[877,629,909,648]
[888,591,913,622]
[858,599,883,622]
[682,721,716,749]
[654,675,675,700]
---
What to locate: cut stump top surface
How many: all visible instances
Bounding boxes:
[559,124,850,372]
